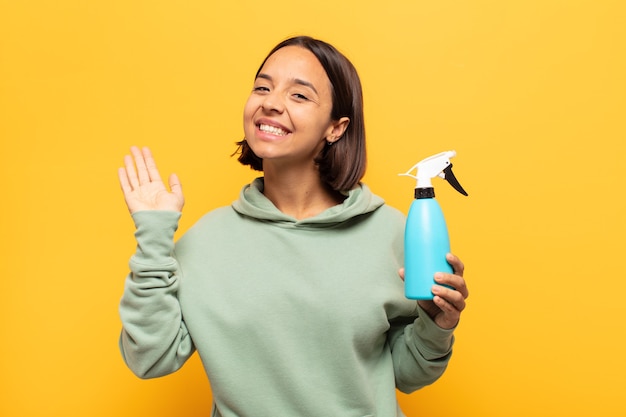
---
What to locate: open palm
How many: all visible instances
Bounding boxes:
[118,146,184,214]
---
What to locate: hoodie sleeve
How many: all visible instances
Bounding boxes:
[388,304,455,393]
[118,210,195,379]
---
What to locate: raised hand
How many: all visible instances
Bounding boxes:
[118,146,185,214]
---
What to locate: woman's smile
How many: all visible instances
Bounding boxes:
[259,124,288,136]
[256,118,292,139]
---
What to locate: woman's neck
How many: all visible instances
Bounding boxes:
[262,164,344,220]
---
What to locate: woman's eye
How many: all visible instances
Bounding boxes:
[253,86,270,92]
[293,93,309,101]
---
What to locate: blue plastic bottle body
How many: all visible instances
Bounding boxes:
[404,197,453,300]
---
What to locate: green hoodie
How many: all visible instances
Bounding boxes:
[120,178,454,417]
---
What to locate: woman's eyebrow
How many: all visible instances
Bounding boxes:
[293,78,318,95]
[256,73,318,95]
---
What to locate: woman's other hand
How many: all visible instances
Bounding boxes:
[398,253,469,330]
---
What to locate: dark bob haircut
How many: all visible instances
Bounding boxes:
[235,36,366,192]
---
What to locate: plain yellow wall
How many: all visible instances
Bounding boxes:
[1,1,624,416]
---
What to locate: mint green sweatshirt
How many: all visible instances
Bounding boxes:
[119,178,454,417]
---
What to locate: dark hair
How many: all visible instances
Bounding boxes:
[235,36,366,191]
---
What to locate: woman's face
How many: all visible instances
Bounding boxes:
[243,46,347,168]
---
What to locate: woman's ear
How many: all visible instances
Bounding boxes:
[326,117,350,144]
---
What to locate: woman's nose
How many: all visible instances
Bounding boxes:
[261,91,284,113]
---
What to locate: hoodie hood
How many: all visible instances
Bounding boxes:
[232,178,384,228]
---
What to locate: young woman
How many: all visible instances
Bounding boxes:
[118,36,468,417]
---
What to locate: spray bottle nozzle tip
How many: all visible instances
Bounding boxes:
[402,150,467,195]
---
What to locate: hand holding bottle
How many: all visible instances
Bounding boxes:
[399,253,469,330]
[118,146,185,214]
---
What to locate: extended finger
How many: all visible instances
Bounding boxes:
[142,147,163,183]
[131,146,150,184]
[118,166,132,193]
[123,153,139,189]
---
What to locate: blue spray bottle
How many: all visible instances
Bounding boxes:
[400,151,468,300]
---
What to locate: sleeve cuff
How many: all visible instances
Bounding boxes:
[130,210,182,263]
[411,303,455,360]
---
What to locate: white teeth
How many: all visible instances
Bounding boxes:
[259,124,288,136]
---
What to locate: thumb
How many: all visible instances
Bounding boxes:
[168,173,184,199]
[398,268,405,281]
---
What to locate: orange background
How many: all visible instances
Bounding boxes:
[1,1,625,416]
